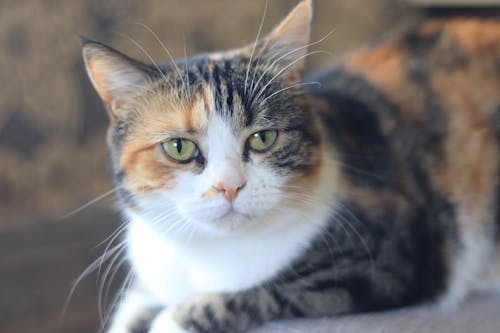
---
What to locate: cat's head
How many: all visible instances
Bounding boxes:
[82,0,331,236]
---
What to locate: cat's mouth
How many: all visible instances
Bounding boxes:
[212,207,252,230]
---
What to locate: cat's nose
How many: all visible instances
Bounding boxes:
[213,180,246,202]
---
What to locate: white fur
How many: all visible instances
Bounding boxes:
[149,309,189,333]
[439,209,496,309]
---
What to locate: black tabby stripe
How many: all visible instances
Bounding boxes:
[202,305,219,332]
[186,319,210,333]
[211,63,224,112]
[267,287,305,317]
[196,61,211,84]
[224,59,235,113]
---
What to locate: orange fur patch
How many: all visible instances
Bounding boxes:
[431,70,499,216]
[119,86,213,194]
[427,19,500,217]
[283,142,324,200]
[440,18,500,54]
[343,39,426,127]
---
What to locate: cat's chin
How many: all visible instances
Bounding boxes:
[194,209,254,235]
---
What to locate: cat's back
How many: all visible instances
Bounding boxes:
[310,16,500,295]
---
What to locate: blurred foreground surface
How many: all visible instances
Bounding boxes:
[0,208,121,333]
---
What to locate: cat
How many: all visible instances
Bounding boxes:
[81,0,500,332]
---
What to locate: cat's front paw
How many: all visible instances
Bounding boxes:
[149,309,189,333]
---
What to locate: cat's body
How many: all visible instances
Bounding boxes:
[81,1,500,332]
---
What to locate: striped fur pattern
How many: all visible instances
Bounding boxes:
[82,1,500,332]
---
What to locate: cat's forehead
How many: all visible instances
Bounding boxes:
[128,51,305,141]
[154,55,270,130]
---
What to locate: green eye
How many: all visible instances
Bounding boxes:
[160,138,199,163]
[247,130,278,153]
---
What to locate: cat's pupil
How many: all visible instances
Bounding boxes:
[175,139,182,154]
[258,132,266,143]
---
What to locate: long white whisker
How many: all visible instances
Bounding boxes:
[96,220,128,248]
[114,32,183,106]
[253,50,330,104]
[250,29,335,98]
[183,33,193,106]
[261,81,321,104]
[98,246,127,325]
[101,254,128,316]
[97,226,128,278]
[61,186,121,220]
[244,0,268,98]
[101,270,134,332]
[61,242,123,321]
[133,22,189,100]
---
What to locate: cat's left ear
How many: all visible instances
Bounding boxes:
[81,39,151,120]
[254,0,312,79]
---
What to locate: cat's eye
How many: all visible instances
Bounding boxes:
[247,130,278,153]
[160,138,199,163]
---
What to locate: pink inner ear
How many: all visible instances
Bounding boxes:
[263,0,312,56]
[83,43,149,117]
[86,57,114,104]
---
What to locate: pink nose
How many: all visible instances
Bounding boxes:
[213,181,246,202]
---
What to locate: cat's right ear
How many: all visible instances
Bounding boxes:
[81,38,150,120]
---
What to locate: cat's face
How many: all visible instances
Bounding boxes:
[83,0,325,235]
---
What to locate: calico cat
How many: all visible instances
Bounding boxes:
[81,0,500,332]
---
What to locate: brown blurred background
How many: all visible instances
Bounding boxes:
[0,1,423,332]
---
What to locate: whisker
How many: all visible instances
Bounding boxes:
[133,22,190,101]
[102,270,135,332]
[61,186,121,220]
[244,0,268,98]
[261,81,321,104]
[60,241,124,321]
[96,220,129,248]
[113,31,183,106]
[253,50,331,104]
[97,227,128,278]
[99,251,128,324]
[250,29,335,98]
[182,33,193,106]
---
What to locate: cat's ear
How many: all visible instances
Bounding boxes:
[81,39,150,120]
[254,0,312,78]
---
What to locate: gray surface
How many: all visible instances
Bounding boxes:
[0,208,123,333]
[251,292,500,333]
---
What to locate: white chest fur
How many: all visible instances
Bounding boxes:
[126,205,332,305]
